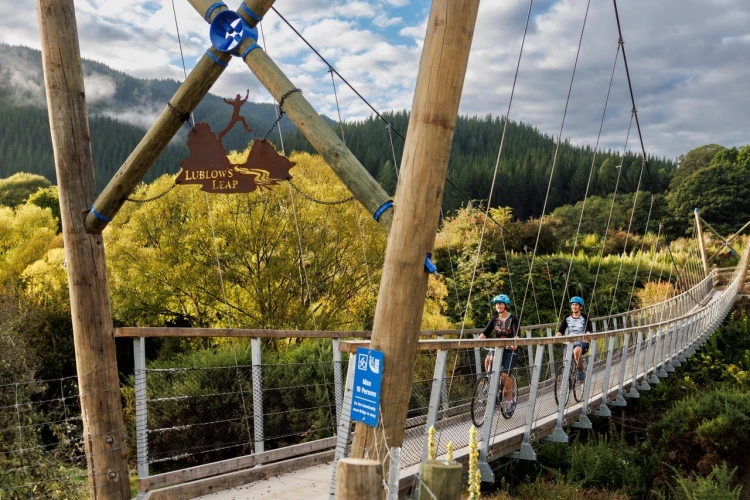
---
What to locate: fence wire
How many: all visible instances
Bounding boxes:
[0,375,88,498]
[143,356,348,474]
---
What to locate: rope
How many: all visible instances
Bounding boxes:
[557,40,621,319]
[519,0,592,327]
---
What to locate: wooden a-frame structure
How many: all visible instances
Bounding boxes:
[37,0,479,497]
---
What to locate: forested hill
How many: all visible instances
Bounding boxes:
[0,44,676,216]
[282,112,677,218]
[0,44,296,190]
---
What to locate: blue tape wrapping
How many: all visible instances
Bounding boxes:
[204,2,226,22]
[373,200,393,222]
[90,206,112,223]
[206,50,228,67]
[241,43,262,60]
[424,254,438,275]
[241,4,263,22]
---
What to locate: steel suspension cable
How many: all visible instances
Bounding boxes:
[518,0,593,327]
[626,194,655,308]
[612,0,695,300]
[453,0,535,342]
[588,112,634,315]
[607,157,647,316]
[557,40,622,320]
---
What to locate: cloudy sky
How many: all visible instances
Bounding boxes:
[2,0,749,158]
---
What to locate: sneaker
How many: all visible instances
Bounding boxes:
[577,370,586,381]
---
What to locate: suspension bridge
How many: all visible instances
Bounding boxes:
[10,0,748,498]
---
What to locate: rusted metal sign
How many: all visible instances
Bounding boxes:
[176,94,295,193]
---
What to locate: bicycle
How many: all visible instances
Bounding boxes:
[553,342,587,407]
[471,348,518,427]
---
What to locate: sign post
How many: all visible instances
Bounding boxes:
[351,348,384,427]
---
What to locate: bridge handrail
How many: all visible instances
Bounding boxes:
[115,270,717,340]
[339,249,749,354]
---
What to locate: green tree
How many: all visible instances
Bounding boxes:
[0,172,51,207]
[671,144,725,189]
[27,185,61,232]
[667,163,750,235]
[377,160,397,196]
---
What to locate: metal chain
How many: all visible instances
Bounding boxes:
[126,177,179,203]
[287,178,354,205]
[262,88,302,140]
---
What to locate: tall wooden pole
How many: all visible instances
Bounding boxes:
[37,1,129,498]
[349,0,480,463]
[694,208,709,277]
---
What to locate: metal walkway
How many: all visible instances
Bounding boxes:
[137,251,747,499]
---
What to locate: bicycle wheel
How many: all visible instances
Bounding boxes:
[554,364,569,407]
[500,374,518,420]
[471,375,490,427]
[572,361,586,403]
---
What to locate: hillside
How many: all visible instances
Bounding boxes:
[0,44,676,216]
[0,44,295,190]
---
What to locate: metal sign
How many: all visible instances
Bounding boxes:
[175,123,295,194]
[351,347,384,427]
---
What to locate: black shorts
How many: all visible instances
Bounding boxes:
[488,348,518,374]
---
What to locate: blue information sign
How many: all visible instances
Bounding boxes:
[350,347,384,427]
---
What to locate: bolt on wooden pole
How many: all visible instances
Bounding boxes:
[36,1,129,497]
[348,0,480,466]
[335,458,383,500]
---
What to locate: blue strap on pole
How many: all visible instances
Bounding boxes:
[373,201,393,222]
[90,206,112,223]
[241,43,262,60]
[204,2,226,22]
[425,254,439,276]
[241,4,263,22]
[206,50,228,67]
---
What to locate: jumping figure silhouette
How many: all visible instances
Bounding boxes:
[218,89,253,142]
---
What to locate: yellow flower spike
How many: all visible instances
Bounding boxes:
[447,441,454,462]
[428,425,436,460]
[468,426,480,500]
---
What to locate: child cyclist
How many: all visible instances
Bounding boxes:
[479,294,520,411]
[555,296,593,380]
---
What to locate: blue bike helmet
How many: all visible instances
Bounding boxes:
[570,296,585,307]
[491,294,511,306]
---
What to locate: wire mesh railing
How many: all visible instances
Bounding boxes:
[0,375,88,499]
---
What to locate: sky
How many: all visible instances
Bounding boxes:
[2,0,749,159]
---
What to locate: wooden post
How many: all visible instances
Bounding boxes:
[694,208,709,277]
[335,458,383,499]
[36,1,129,497]
[418,461,463,500]
[349,0,480,463]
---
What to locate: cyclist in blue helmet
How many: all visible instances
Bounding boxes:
[556,296,593,380]
[479,294,520,410]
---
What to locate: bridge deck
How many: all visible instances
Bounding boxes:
[162,288,732,500]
